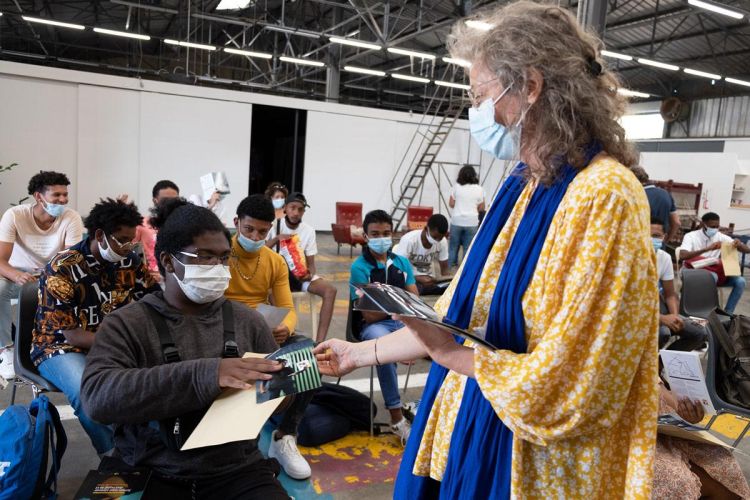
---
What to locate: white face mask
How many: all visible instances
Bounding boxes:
[98,235,128,263]
[171,255,231,304]
[425,230,439,246]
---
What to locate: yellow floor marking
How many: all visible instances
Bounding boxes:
[300,432,403,461]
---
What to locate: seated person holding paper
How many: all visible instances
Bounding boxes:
[32,198,159,456]
[654,380,750,499]
[680,212,750,314]
[350,209,418,443]
[225,194,312,480]
[652,218,706,351]
[393,214,450,296]
[266,192,337,343]
[80,199,291,498]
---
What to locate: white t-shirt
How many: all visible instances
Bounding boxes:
[267,218,318,257]
[681,229,733,260]
[450,183,485,227]
[0,204,83,271]
[393,229,449,277]
[656,249,674,282]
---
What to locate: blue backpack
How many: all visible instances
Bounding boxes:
[0,395,67,500]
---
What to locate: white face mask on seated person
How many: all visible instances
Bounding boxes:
[170,253,231,304]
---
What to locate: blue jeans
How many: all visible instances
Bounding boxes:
[360,319,404,410]
[448,224,478,267]
[708,273,746,314]
[38,352,114,454]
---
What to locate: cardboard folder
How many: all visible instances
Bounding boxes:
[721,242,741,277]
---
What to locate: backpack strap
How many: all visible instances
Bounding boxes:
[142,303,181,364]
[709,310,737,358]
[275,219,282,253]
[41,400,66,499]
[222,301,239,358]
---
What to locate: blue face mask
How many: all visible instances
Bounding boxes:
[652,237,663,252]
[704,227,719,238]
[367,237,392,254]
[468,86,521,160]
[272,198,285,210]
[237,232,266,253]
[41,198,66,218]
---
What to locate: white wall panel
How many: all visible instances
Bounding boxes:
[0,76,78,210]
[138,93,252,227]
[77,85,140,215]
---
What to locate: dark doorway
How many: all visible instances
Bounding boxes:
[249,105,307,196]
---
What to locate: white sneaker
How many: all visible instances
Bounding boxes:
[0,348,15,381]
[391,418,412,445]
[268,431,311,480]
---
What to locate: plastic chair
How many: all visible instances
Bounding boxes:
[679,269,721,319]
[331,202,366,258]
[10,280,60,405]
[406,206,433,232]
[703,318,750,447]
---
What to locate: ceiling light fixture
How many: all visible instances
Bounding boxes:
[684,67,722,80]
[223,47,273,59]
[22,16,85,30]
[280,56,325,67]
[465,20,494,31]
[387,47,436,60]
[435,80,470,90]
[93,27,150,40]
[165,39,217,51]
[637,58,680,71]
[442,57,472,68]
[687,0,744,19]
[601,50,633,61]
[329,37,382,50]
[726,77,750,87]
[265,25,321,39]
[617,88,651,98]
[392,73,430,83]
[343,66,387,76]
[216,0,252,9]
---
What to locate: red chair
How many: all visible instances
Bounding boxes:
[406,206,433,231]
[331,202,366,258]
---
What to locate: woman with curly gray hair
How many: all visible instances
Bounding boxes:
[315,2,658,497]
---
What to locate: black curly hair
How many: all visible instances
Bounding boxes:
[150,197,231,276]
[236,194,275,223]
[363,209,393,234]
[84,198,143,236]
[426,214,449,235]
[27,171,71,195]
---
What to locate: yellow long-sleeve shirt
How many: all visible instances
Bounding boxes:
[225,236,297,333]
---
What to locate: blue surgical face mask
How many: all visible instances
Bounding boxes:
[367,237,392,254]
[652,237,663,252]
[237,232,266,253]
[468,86,521,160]
[41,198,66,218]
[704,227,719,238]
[272,198,285,210]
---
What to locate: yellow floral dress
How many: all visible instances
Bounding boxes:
[413,153,659,498]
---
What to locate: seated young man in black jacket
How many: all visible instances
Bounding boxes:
[80,199,290,499]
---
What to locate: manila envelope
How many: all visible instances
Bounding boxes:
[721,242,741,277]
[181,352,282,451]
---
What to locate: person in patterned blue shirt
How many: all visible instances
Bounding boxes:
[31,198,159,455]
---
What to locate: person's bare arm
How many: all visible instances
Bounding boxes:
[0,242,32,284]
[449,196,456,209]
[680,242,721,260]
[662,280,679,316]
[667,212,680,243]
[361,310,389,324]
[477,201,486,212]
[439,260,450,276]
[307,254,317,277]
[733,238,750,254]
[406,283,419,296]
[62,328,97,350]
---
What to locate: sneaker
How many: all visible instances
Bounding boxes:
[402,400,420,423]
[391,418,412,445]
[268,431,311,480]
[0,347,15,381]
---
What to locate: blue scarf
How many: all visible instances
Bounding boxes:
[394,156,589,499]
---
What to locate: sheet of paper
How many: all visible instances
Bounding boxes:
[658,424,734,449]
[181,352,282,451]
[256,304,291,331]
[659,350,716,415]
[200,173,216,201]
[722,242,741,276]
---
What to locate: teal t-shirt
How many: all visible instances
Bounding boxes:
[349,253,416,300]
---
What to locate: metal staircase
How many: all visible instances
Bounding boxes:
[389,80,468,230]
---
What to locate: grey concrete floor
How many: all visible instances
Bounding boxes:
[4,232,750,498]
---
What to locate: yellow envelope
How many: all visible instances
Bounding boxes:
[181,352,282,451]
[721,242,741,277]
